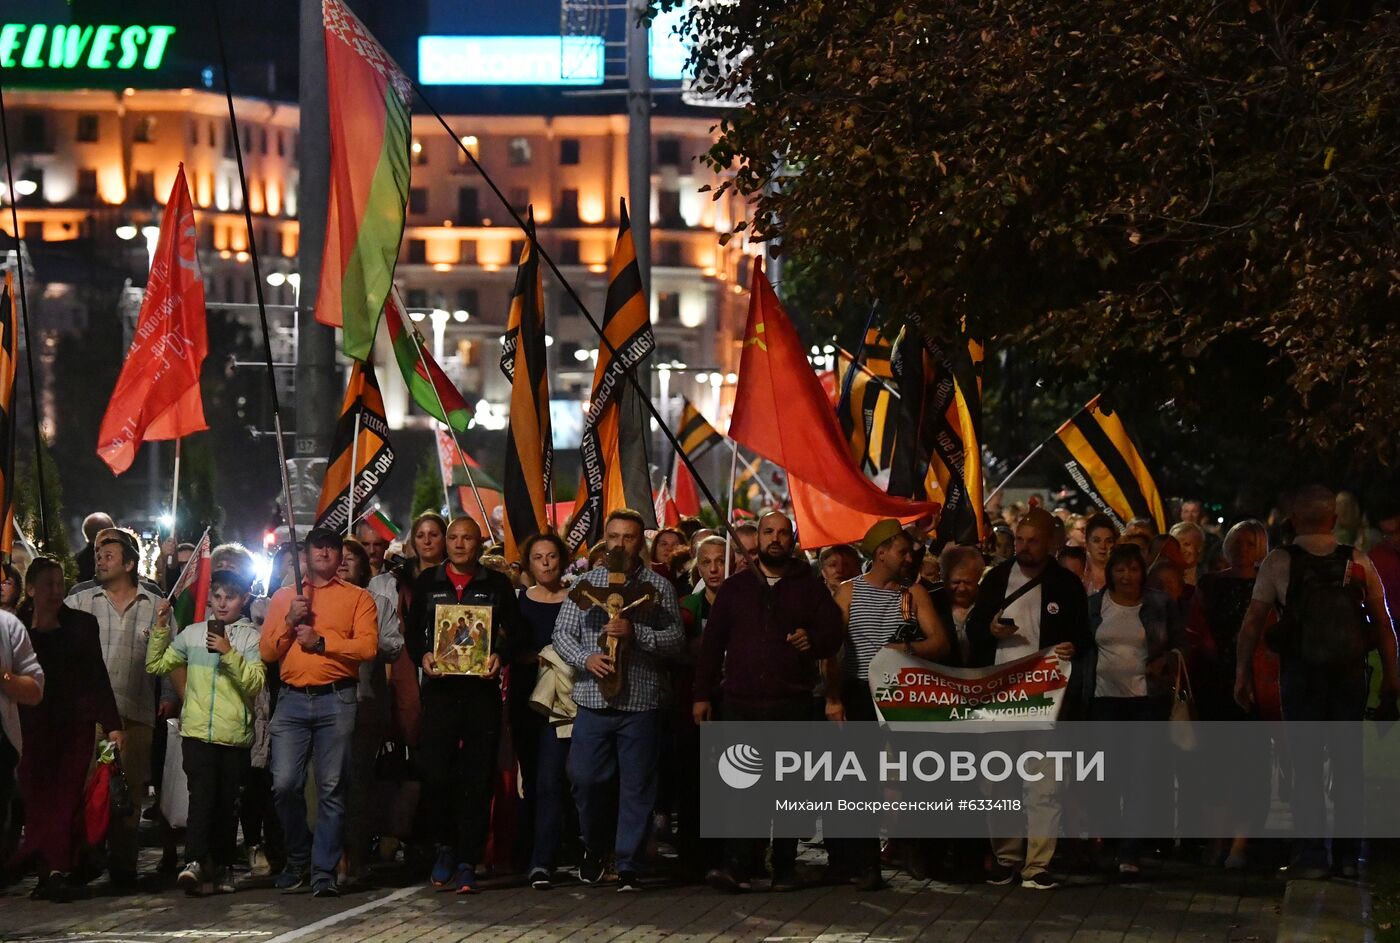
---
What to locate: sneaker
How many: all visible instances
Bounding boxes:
[312,879,341,898]
[617,871,641,892]
[248,845,271,878]
[705,867,750,893]
[529,868,552,890]
[430,846,457,889]
[177,861,203,893]
[1022,872,1059,891]
[453,864,478,894]
[214,868,237,894]
[274,869,309,892]
[578,851,605,885]
[31,872,72,902]
[985,862,1020,886]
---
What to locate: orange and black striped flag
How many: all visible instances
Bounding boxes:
[1049,395,1166,531]
[313,359,395,533]
[676,396,723,462]
[499,211,552,560]
[0,274,15,559]
[888,327,986,542]
[834,346,899,476]
[564,199,656,551]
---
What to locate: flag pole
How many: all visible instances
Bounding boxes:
[410,83,740,545]
[211,0,302,586]
[345,411,360,537]
[0,81,49,550]
[166,438,182,573]
[411,329,497,543]
[982,399,1092,508]
[836,301,879,418]
[724,439,739,578]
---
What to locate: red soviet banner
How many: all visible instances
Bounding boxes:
[97,164,208,475]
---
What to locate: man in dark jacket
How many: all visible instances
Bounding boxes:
[964,507,1089,891]
[408,516,523,894]
[694,510,844,892]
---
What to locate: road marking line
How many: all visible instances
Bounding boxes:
[261,885,423,943]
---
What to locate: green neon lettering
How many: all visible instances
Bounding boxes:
[144,25,174,70]
[0,24,22,68]
[87,24,117,69]
[116,25,145,69]
[48,24,64,67]
[20,24,45,67]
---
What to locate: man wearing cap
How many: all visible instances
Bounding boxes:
[965,506,1090,890]
[66,526,160,889]
[824,519,949,891]
[259,527,379,898]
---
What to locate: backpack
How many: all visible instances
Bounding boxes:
[1270,545,1369,666]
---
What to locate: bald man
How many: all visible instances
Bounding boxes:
[406,516,524,894]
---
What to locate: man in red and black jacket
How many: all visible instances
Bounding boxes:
[693,510,844,892]
[407,516,523,894]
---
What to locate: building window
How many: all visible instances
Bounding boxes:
[559,239,581,265]
[277,130,285,156]
[22,221,41,242]
[456,135,479,167]
[459,240,478,264]
[132,115,157,144]
[77,168,98,198]
[456,288,479,313]
[260,128,269,155]
[509,187,530,216]
[656,240,682,267]
[20,114,47,152]
[243,125,254,153]
[407,288,428,309]
[189,118,200,146]
[657,137,682,167]
[658,188,683,225]
[657,291,681,322]
[407,239,427,264]
[409,188,428,215]
[507,137,532,166]
[412,138,427,166]
[131,170,155,202]
[76,114,100,144]
[457,187,479,225]
[208,122,216,148]
[557,189,581,225]
[560,138,580,165]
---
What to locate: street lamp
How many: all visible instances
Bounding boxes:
[115,224,138,241]
[430,308,450,360]
[12,179,36,197]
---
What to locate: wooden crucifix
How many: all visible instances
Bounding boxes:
[569,547,659,702]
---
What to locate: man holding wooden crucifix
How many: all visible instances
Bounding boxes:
[552,508,683,892]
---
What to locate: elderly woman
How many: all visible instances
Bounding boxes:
[1185,519,1272,869]
[1083,543,1185,875]
[1169,522,1208,586]
[932,545,984,667]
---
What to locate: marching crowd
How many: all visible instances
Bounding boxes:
[0,481,1394,902]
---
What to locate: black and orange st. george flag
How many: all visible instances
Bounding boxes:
[0,274,16,559]
[564,200,656,551]
[1049,395,1166,532]
[676,396,722,462]
[499,210,552,559]
[314,359,396,533]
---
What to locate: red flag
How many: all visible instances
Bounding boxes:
[97,164,208,475]
[729,262,938,546]
[672,454,701,518]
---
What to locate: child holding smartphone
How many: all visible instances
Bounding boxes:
[146,570,265,894]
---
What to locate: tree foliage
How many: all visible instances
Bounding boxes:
[664,0,1400,475]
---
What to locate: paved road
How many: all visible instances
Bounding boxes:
[0,861,1282,943]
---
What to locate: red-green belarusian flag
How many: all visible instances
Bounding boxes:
[384,289,473,432]
[315,0,412,362]
[363,507,400,541]
[169,528,212,629]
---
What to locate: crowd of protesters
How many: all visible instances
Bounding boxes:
[0,482,1394,901]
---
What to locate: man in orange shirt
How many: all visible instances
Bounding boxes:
[260,528,378,898]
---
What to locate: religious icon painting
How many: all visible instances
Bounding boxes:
[432,604,493,675]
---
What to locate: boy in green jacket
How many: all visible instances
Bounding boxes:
[147,569,265,895]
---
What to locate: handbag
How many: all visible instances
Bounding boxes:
[1168,653,1197,752]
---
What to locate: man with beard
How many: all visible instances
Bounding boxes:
[694,513,844,892]
[965,507,1090,890]
[552,509,683,892]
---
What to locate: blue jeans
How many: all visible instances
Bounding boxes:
[530,724,572,873]
[568,707,660,874]
[270,686,358,885]
[1279,662,1367,870]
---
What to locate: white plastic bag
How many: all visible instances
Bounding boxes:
[158,718,188,828]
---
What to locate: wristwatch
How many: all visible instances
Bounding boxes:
[1,671,11,685]
[311,636,327,655]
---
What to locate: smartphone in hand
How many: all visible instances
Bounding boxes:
[207,618,226,653]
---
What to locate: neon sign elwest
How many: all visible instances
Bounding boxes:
[0,24,176,71]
